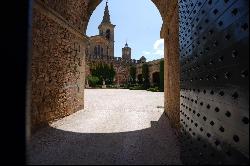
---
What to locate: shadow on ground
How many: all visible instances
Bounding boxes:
[179,128,249,165]
[27,114,182,165]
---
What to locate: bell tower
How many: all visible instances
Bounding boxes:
[122,42,131,60]
[98,1,116,57]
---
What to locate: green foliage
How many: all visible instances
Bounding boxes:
[123,84,130,89]
[109,64,116,84]
[90,63,116,85]
[142,64,150,89]
[137,74,143,84]
[106,84,129,89]
[106,84,117,89]
[87,76,99,87]
[159,60,164,92]
[147,87,160,92]
[129,66,136,84]
[129,84,144,90]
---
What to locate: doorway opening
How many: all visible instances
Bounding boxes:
[28,0,181,164]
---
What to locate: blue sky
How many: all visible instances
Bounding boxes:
[86,0,164,61]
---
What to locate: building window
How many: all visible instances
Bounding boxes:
[97,45,100,55]
[94,46,97,55]
[101,47,103,56]
[106,29,110,40]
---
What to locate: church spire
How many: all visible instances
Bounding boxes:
[101,1,111,24]
[125,41,128,47]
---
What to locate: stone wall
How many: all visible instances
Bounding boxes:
[85,59,130,85]
[85,58,163,87]
[113,63,129,85]
[37,0,88,32]
[31,0,89,133]
[136,59,163,86]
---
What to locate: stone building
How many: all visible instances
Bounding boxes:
[86,1,115,59]
[85,1,159,86]
[136,58,163,86]
[139,56,146,63]
[122,42,131,60]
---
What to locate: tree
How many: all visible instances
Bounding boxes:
[87,76,99,87]
[159,60,164,92]
[129,66,136,84]
[90,63,116,85]
[109,64,116,84]
[142,64,150,89]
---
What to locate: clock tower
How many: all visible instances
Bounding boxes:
[122,42,131,60]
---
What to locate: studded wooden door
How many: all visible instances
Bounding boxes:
[179,0,249,164]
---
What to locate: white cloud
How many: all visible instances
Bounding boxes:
[153,39,164,50]
[153,50,164,56]
[141,39,164,61]
[153,39,164,56]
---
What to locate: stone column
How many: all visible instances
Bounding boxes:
[161,5,180,129]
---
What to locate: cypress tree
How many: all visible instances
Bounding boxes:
[130,66,136,84]
[142,64,150,89]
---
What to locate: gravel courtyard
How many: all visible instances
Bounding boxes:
[28,89,182,165]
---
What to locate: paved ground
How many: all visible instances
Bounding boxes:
[28,89,182,165]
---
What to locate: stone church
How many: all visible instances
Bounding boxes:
[87,1,115,59]
[85,1,161,86]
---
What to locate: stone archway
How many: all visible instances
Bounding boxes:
[86,0,180,128]
[29,0,179,136]
[28,0,250,164]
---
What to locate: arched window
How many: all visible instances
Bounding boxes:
[94,46,97,56]
[97,45,100,55]
[106,29,110,40]
[101,47,103,56]
[85,48,88,57]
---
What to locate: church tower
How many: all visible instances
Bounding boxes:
[98,1,116,57]
[122,42,131,60]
